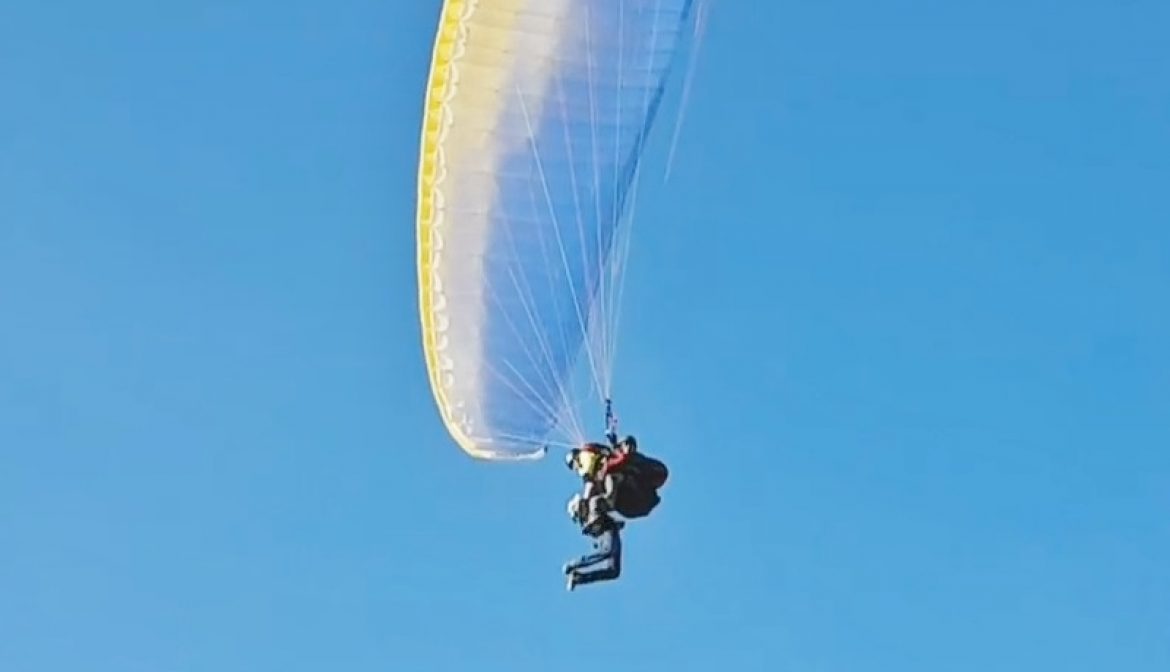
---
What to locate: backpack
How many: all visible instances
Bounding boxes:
[610,453,669,518]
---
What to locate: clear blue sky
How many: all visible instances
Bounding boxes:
[3,1,1168,671]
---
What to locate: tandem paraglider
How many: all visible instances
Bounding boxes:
[415,0,700,590]
[562,433,669,590]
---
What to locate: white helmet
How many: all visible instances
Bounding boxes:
[564,448,581,471]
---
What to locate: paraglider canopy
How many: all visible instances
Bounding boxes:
[417,0,700,459]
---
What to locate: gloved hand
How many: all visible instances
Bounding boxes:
[566,494,584,523]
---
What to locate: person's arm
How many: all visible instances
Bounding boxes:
[600,474,617,501]
[580,474,612,499]
[578,484,592,507]
[606,451,629,472]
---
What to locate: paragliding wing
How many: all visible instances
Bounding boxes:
[417,0,696,459]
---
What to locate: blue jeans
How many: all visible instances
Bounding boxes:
[567,526,622,585]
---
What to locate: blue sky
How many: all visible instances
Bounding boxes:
[2,1,1168,671]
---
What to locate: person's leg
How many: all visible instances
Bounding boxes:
[567,528,622,589]
[564,544,610,572]
[571,558,620,586]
